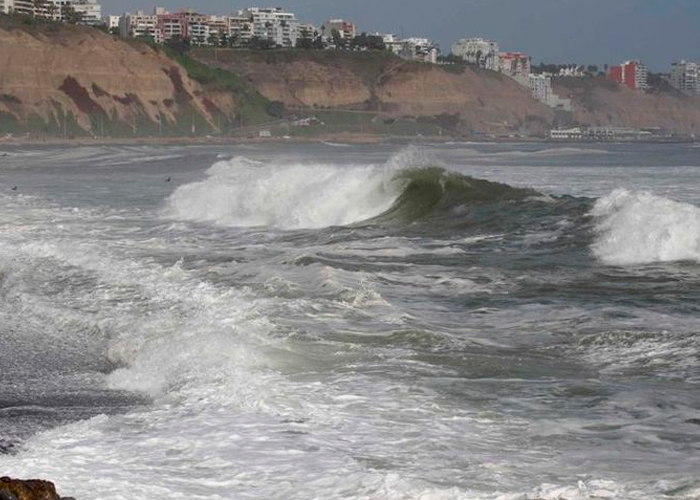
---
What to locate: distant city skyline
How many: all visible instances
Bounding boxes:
[99,0,700,71]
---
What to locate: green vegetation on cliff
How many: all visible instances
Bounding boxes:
[160,46,273,127]
[0,19,277,139]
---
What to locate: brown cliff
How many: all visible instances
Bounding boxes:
[192,49,553,135]
[3,17,700,140]
[553,77,700,135]
[0,18,270,138]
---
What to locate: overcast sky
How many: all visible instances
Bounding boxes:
[101,0,700,70]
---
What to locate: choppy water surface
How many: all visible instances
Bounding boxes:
[1,142,699,499]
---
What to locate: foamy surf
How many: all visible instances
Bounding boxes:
[591,189,700,265]
[164,156,401,229]
[2,143,700,500]
[164,148,537,230]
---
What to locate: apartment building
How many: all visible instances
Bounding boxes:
[52,0,102,24]
[187,20,210,44]
[227,15,254,46]
[156,10,187,40]
[238,7,298,48]
[0,0,34,15]
[528,73,573,111]
[400,37,439,64]
[378,33,403,55]
[297,23,317,39]
[451,38,500,71]
[106,14,120,29]
[499,52,531,81]
[1,0,101,23]
[608,60,648,90]
[321,19,357,40]
[529,74,552,103]
[120,11,160,41]
[670,61,699,95]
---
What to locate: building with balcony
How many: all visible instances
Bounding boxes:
[399,37,439,64]
[321,19,357,41]
[188,21,210,45]
[0,0,34,15]
[227,15,254,46]
[499,52,531,81]
[528,74,572,111]
[120,11,160,41]
[377,33,403,55]
[52,0,102,25]
[153,9,187,40]
[670,61,699,95]
[238,7,299,48]
[451,38,500,71]
[2,0,101,22]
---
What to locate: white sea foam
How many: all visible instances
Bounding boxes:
[164,156,397,229]
[485,147,610,159]
[591,189,700,265]
[3,146,699,500]
[164,148,437,229]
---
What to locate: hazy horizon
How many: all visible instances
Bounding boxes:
[99,0,700,71]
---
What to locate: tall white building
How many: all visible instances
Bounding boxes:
[670,61,700,95]
[527,74,572,111]
[52,0,102,25]
[120,11,160,41]
[105,14,120,30]
[451,38,500,71]
[1,0,101,23]
[529,74,552,103]
[238,7,299,47]
[1,0,39,15]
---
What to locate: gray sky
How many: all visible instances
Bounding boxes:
[101,0,700,71]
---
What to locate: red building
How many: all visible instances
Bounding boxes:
[608,65,623,84]
[154,8,188,40]
[608,60,648,90]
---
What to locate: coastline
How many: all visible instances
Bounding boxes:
[1,134,695,148]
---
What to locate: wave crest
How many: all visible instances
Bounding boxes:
[165,156,400,229]
[165,149,539,230]
[591,189,700,265]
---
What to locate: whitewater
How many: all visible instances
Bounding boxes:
[1,142,699,500]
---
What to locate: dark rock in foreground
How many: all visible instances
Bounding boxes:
[0,477,65,500]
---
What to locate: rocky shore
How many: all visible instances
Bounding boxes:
[0,478,72,500]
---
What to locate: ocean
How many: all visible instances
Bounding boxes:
[0,142,699,499]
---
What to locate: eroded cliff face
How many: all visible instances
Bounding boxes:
[4,24,700,140]
[554,78,700,135]
[374,64,551,131]
[193,49,553,134]
[0,22,242,136]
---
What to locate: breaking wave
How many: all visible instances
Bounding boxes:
[591,189,700,265]
[165,151,538,230]
[164,156,399,229]
[372,167,536,223]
